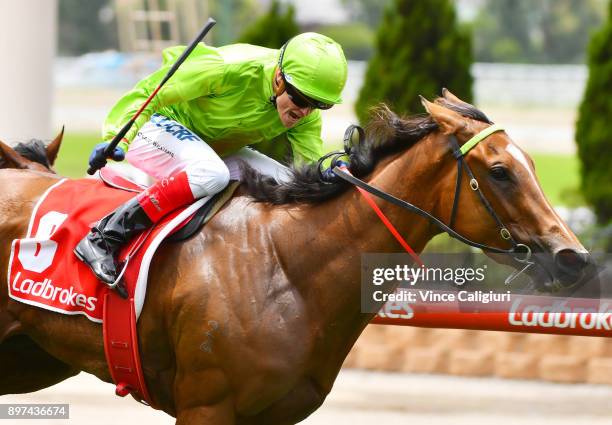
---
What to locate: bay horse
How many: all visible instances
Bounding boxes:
[0,91,592,424]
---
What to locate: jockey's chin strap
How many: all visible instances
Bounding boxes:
[330,124,532,265]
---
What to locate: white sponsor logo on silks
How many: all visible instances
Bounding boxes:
[508,298,612,330]
[11,271,97,312]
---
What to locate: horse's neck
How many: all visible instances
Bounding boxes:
[272,132,449,344]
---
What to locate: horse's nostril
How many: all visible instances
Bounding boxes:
[554,249,589,273]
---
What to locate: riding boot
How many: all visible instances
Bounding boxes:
[74,196,152,286]
[74,171,195,291]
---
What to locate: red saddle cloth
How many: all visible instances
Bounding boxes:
[8,173,206,321]
[8,171,209,405]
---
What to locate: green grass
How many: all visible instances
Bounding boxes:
[55,132,582,206]
[531,153,582,206]
[55,132,100,178]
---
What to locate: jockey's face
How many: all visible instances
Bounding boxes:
[274,69,314,128]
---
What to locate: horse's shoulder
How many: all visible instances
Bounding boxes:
[205,189,312,237]
[208,191,268,226]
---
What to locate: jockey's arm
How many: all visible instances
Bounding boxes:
[102,46,226,151]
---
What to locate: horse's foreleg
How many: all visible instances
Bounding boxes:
[175,397,235,425]
[0,335,79,394]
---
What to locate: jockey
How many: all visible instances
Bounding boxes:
[74,32,348,288]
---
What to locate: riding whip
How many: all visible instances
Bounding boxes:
[87,17,217,175]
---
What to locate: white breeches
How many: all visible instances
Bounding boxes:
[125,114,291,198]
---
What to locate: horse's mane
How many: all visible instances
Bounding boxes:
[0,139,51,169]
[241,98,492,204]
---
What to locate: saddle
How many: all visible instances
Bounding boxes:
[99,167,240,242]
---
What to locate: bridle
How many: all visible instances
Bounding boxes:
[324,124,533,267]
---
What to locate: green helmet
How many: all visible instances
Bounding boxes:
[279,32,348,105]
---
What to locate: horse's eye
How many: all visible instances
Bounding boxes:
[490,166,510,181]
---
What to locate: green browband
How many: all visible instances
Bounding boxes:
[459,124,505,156]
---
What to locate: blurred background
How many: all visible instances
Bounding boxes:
[1,0,611,423]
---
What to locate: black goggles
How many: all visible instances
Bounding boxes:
[283,75,334,110]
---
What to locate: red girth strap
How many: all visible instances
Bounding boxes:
[103,290,156,408]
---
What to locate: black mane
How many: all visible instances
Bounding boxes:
[0,139,51,169]
[241,99,492,204]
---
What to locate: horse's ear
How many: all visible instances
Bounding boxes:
[440,88,473,108]
[46,125,64,166]
[420,95,466,135]
[0,140,29,169]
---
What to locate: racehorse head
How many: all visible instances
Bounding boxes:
[0,127,63,173]
[418,89,592,291]
[244,89,593,292]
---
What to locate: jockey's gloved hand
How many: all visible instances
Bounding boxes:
[321,160,349,182]
[88,142,126,170]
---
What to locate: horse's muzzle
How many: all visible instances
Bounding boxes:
[553,248,592,286]
[523,243,598,292]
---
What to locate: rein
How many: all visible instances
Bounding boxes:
[328,124,532,264]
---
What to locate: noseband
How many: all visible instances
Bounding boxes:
[327,124,532,265]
